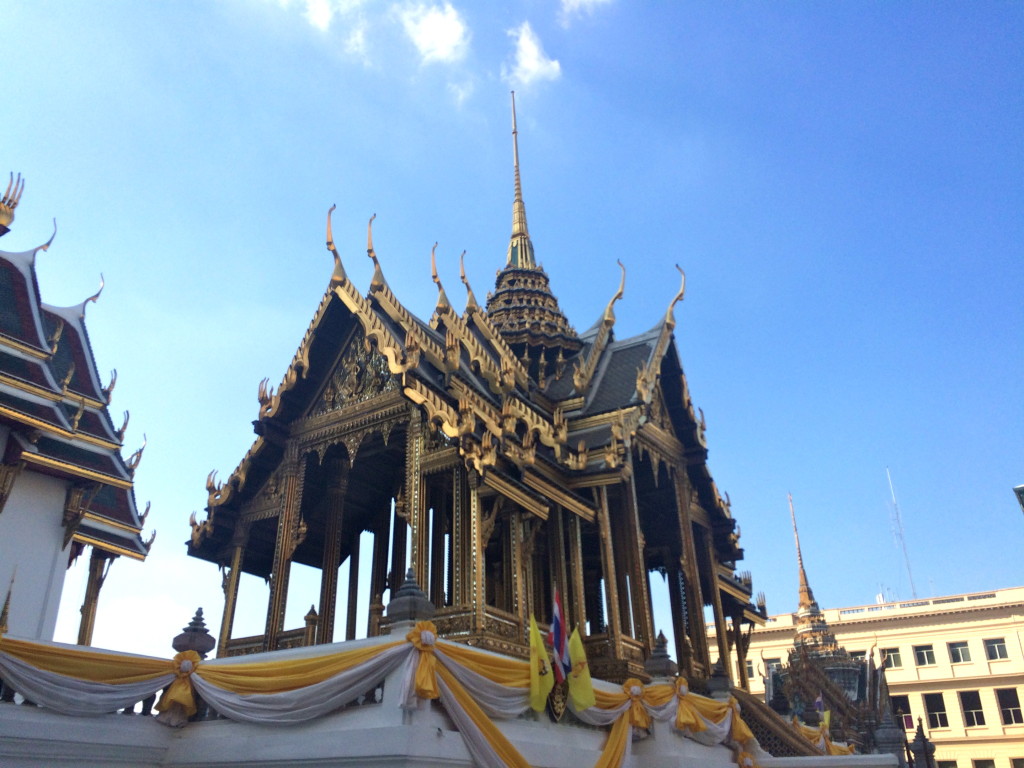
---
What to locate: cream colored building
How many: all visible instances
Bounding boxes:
[710,587,1024,768]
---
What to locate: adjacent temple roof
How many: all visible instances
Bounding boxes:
[0,175,151,560]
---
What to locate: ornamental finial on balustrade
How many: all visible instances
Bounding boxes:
[386,568,435,623]
[172,607,216,659]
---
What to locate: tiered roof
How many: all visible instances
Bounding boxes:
[189,104,744,593]
[0,180,150,560]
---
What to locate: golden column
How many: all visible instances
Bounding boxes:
[345,533,360,640]
[672,468,709,673]
[596,486,623,653]
[264,453,305,651]
[217,526,248,656]
[318,462,348,644]
[702,526,732,683]
[623,474,654,648]
[77,548,116,646]
[406,408,426,587]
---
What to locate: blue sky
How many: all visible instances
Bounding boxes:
[5,1,1022,657]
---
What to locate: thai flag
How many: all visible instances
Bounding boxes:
[549,589,572,684]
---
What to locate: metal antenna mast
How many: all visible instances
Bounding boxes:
[886,467,917,599]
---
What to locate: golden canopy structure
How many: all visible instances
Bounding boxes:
[187,98,765,686]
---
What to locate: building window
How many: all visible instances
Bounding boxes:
[1009,760,1024,768]
[746,659,755,679]
[849,650,866,661]
[765,657,782,672]
[948,642,971,663]
[937,762,958,768]
[973,761,996,768]
[915,645,936,666]
[985,638,1008,660]
[924,692,949,728]
[997,688,1023,725]
[959,690,985,726]
[882,648,903,668]
[891,694,914,729]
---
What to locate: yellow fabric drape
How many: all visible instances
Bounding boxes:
[592,712,630,768]
[441,641,530,688]
[155,651,200,717]
[0,635,171,684]
[729,698,755,743]
[436,663,532,768]
[408,622,440,700]
[195,641,403,694]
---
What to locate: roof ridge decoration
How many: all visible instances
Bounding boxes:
[0,173,26,236]
[635,265,684,405]
[573,260,625,394]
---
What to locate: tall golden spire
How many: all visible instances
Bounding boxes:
[788,492,815,611]
[507,91,535,268]
[788,493,837,650]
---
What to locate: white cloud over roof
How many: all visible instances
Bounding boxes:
[398,2,470,64]
[559,0,613,26]
[503,21,561,88]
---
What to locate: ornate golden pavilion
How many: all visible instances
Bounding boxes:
[187,99,764,685]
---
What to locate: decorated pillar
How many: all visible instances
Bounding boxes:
[672,468,708,672]
[368,501,391,635]
[345,532,360,640]
[318,463,348,644]
[406,408,426,587]
[264,452,305,651]
[623,473,654,648]
[597,486,623,653]
[567,512,586,632]
[702,526,732,683]
[468,470,486,633]
[217,526,248,657]
[77,547,116,646]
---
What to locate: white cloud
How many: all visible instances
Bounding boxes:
[447,80,474,106]
[271,0,366,33]
[398,2,470,64]
[559,0,613,26]
[344,19,368,57]
[503,22,560,89]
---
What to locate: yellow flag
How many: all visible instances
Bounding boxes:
[529,615,553,712]
[567,627,596,710]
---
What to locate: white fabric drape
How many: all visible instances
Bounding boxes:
[435,647,529,720]
[0,652,173,717]
[192,643,411,724]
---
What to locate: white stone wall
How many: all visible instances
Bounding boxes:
[0,468,71,640]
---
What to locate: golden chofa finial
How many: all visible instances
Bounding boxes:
[80,274,105,319]
[459,250,478,311]
[367,213,377,260]
[326,204,348,285]
[603,260,626,323]
[664,264,685,327]
[430,242,451,312]
[0,173,26,234]
[366,213,387,292]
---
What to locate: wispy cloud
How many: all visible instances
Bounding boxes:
[503,22,560,89]
[559,0,613,26]
[398,2,470,64]
[275,0,366,32]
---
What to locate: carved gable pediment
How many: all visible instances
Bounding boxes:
[310,327,398,419]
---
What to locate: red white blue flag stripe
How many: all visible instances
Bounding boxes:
[549,589,572,684]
